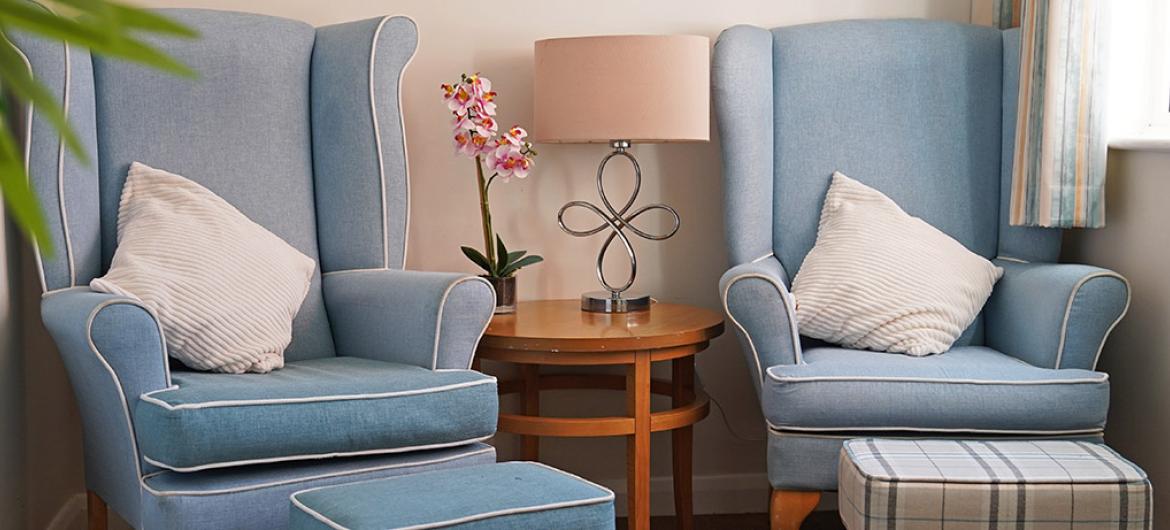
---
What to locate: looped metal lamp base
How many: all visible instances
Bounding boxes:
[557,140,680,313]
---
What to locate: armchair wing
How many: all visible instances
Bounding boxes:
[40,289,170,523]
[985,259,1130,370]
[323,270,496,369]
[719,256,801,394]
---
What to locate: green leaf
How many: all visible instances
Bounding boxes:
[0,0,197,77]
[505,250,526,266]
[494,235,508,276]
[460,246,492,275]
[499,254,543,278]
[0,31,85,158]
[0,125,51,253]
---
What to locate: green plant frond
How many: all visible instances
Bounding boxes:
[0,0,196,76]
[61,0,199,38]
[505,250,526,265]
[499,255,543,278]
[0,32,85,157]
[0,126,51,253]
[494,235,508,275]
[460,246,493,275]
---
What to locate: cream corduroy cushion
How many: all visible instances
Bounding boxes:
[791,172,1003,356]
[90,162,315,373]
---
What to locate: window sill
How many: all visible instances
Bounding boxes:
[1110,127,1170,152]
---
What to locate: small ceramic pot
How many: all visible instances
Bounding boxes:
[483,275,516,314]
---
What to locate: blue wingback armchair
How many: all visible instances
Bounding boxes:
[713,20,1130,529]
[16,10,499,529]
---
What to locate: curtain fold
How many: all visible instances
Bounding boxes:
[995,0,1109,228]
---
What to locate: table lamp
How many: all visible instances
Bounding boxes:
[533,35,710,313]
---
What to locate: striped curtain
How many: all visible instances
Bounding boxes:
[994,0,1109,228]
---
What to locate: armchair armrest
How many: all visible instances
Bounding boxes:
[719,256,802,395]
[984,259,1130,370]
[40,288,170,515]
[323,269,495,369]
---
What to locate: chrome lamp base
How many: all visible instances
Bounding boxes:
[557,140,680,314]
[581,291,651,313]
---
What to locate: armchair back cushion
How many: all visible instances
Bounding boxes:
[714,20,1064,347]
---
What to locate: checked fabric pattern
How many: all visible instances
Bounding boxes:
[839,439,1151,529]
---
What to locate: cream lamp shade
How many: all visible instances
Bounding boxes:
[533,35,710,143]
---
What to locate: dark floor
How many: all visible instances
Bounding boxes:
[616,511,845,530]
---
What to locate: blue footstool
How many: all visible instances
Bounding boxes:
[289,461,616,529]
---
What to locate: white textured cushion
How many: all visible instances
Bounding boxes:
[791,172,1003,356]
[90,162,315,373]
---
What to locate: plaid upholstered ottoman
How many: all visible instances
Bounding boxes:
[839,439,1151,529]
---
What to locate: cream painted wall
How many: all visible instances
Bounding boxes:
[19,1,978,528]
[1063,149,1170,530]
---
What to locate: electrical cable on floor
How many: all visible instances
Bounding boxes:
[696,372,767,442]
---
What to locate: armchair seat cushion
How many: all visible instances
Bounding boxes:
[135,356,498,472]
[763,346,1108,435]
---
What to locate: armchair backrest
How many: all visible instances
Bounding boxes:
[713,19,1063,345]
[16,9,418,361]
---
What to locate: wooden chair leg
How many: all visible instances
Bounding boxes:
[769,489,820,530]
[87,490,107,530]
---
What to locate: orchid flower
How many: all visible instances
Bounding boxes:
[440,73,543,280]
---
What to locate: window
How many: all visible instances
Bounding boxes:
[1109,0,1170,147]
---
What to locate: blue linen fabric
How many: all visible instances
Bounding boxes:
[764,347,1109,433]
[143,444,495,530]
[289,462,616,530]
[312,16,415,272]
[20,10,500,528]
[135,357,498,471]
[324,270,496,370]
[713,19,1130,494]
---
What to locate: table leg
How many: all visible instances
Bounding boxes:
[672,357,695,530]
[627,351,652,530]
[521,364,540,461]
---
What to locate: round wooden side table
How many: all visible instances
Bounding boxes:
[474,299,725,530]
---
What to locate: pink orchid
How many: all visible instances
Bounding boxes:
[474,116,499,136]
[445,85,476,116]
[501,126,527,146]
[488,145,533,181]
[453,132,476,157]
[440,72,543,281]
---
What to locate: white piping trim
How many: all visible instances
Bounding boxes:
[58,41,75,287]
[431,276,493,370]
[721,271,802,386]
[1054,272,1131,369]
[37,295,173,499]
[289,461,614,530]
[368,15,419,270]
[321,267,391,277]
[465,277,493,367]
[764,373,1108,385]
[750,251,774,263]
[139,376,495,411]
[143,434,494,473]
[9,37,49,293]
[767,423,1105,436]
[995,255,1030,264]
[141,445,494,497]
[396,17,416,269]
[768,429,1105,441]
[369,16,391,269]
[1090,276,1131,370]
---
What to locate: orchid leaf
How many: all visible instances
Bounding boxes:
[460,246,492,275]
[499,255,543,278]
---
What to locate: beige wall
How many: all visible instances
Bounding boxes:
[18,1,983,528]
[1063,149,1170,529]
